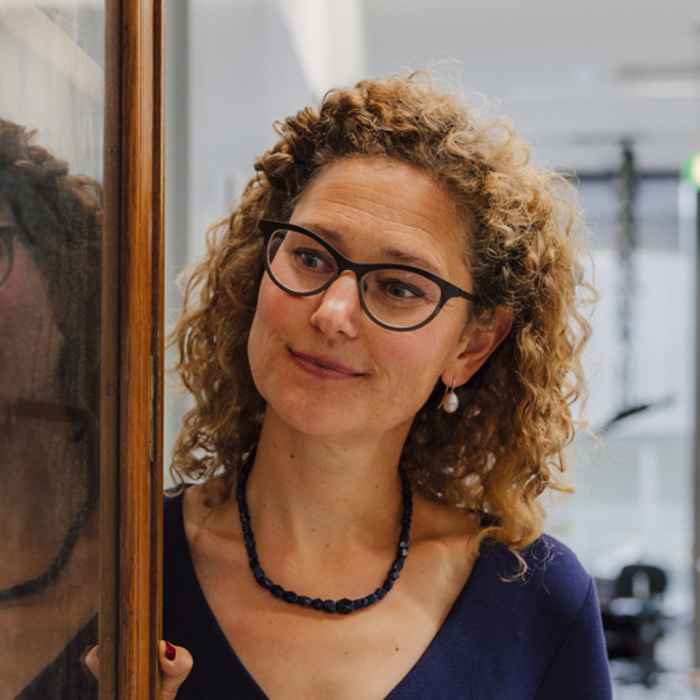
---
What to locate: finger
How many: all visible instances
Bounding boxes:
[82,645,100,680]
[159,640,193,699]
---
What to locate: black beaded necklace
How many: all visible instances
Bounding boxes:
[236,449,413,615]
[0,400,97,603]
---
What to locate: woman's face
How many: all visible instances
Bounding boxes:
[0,200,62,401]
[247,156,476,443]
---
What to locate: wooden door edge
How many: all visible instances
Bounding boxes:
[101,1,165,698]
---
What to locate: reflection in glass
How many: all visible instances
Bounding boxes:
[0,4,103,699]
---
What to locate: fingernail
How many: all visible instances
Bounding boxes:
[79,648,95,680]
[165,641,176,661]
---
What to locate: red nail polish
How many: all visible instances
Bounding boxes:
[79,649,93,678]
[165,641,176,661]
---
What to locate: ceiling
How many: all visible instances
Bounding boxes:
[362,0,700,173]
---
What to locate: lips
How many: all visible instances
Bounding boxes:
[288,347,364,376]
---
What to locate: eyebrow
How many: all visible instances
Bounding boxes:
[298,222,444,276]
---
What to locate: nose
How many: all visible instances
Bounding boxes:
[309,271,362,339]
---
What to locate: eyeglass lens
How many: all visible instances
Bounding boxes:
[266,228,442,329]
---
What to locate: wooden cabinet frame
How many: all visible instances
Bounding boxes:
[101,1,164,697]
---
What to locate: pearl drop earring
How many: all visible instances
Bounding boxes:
[440,378,459,414]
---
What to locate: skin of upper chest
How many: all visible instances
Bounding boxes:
[183,484,480,700]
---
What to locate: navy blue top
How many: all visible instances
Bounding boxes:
[164,492,613,699]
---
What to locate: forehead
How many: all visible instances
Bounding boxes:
[290,156,471,284]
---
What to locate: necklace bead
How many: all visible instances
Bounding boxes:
[236,448,413,615]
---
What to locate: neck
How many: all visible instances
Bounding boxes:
[0,398,91,590]
[245,408,411,571]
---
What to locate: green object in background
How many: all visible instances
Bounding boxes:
[682,152,700,188]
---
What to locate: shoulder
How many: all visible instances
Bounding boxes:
[164,480,240,559]
[463,534,612,698]
[163,486,186,559]
[164,479,226,522]
[524,534,592,608]
[477,532,595,627]
[163,485,186,526]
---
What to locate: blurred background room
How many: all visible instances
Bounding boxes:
[163,1,700,697]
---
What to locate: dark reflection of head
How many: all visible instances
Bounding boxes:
[0,118,101,421]
[0,118,102,600]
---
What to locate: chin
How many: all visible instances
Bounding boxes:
[267,391,368,437]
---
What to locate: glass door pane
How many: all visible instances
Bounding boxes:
[0,3,104,698]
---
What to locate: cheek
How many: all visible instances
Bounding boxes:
[0,252,63,391]
[251,275,303,341]
[384,320,454,371]
[374,327,452,403]
[247,277,306,387]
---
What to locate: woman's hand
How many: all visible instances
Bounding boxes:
[82,641,193,699]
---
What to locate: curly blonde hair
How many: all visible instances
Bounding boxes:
[168,74,595,577]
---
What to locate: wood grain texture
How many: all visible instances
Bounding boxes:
[102,0,164,698]
[151,1,166,697]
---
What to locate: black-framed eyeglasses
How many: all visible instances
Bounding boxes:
[259,220,480,332]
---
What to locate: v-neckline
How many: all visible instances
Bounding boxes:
[174,490,485,699]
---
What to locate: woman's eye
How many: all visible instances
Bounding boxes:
[294,249,330,271]
[381,280,424,300]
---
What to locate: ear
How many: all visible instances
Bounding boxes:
[442,306,513,388]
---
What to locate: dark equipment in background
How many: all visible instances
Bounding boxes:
[595,140,676,435]
[599,564,672,688]
[592,141,675,687]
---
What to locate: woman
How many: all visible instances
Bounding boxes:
[0,118,101,699]
[90,74,611,698]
